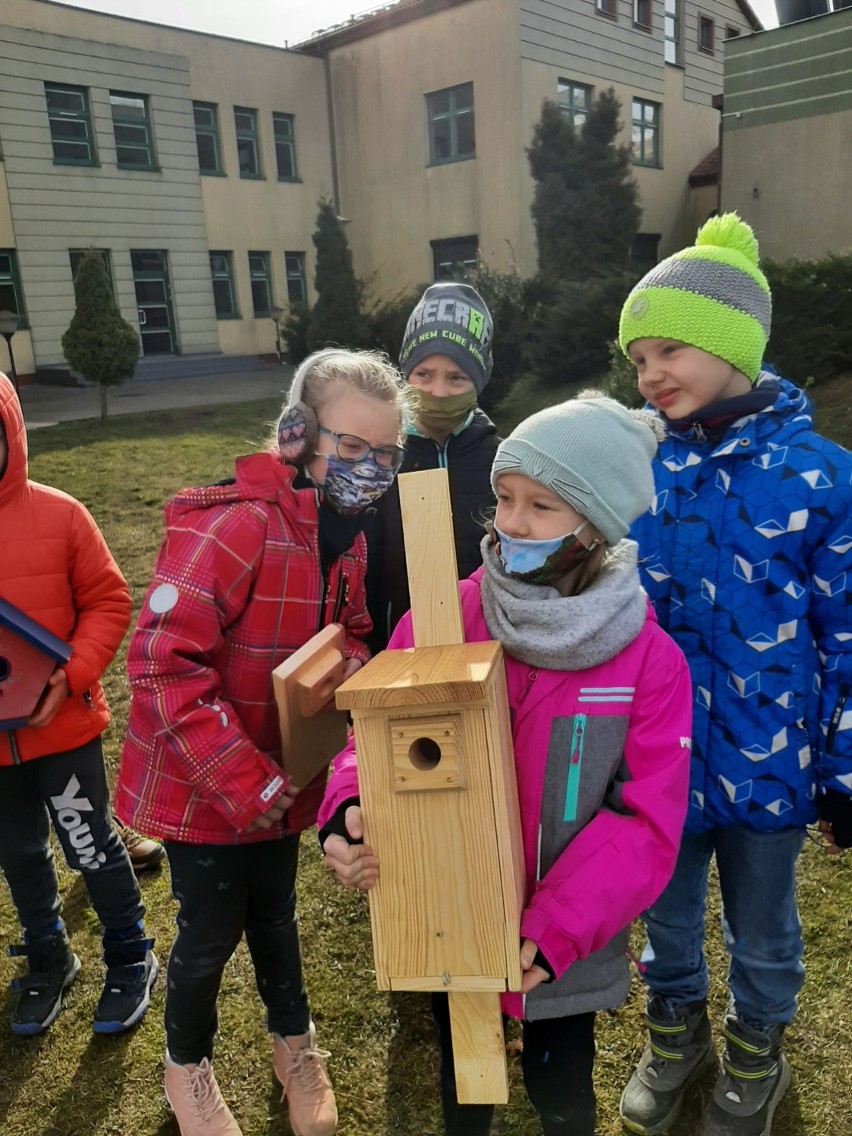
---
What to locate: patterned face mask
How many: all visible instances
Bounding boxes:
[495,521,598,586]
[320,452,396,516]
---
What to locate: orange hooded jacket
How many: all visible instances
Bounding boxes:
[0,373,131,764]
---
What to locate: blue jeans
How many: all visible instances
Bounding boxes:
[640,826,806,1028]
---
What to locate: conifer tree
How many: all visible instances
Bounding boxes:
[528,91,641,280]
[62,250,139,423]
[306,200,366,352]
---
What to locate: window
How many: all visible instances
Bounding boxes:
[630,232,660,270]
[210,252,238,318]
[557,80,592,128]
[431,236,478,281]
[699,16,715,53]
[633,0,652,28]
[631,99,661,167]
[110,92,157,169]
[235,107,262,178]
[69,249,113,291]
[194,102,222,175]
[426,83,475,165]
[596,0,617,19]
[664,0,682,64]
[44,83,97,165]
[0,250,27,329]
[248,251,272,315]
[273,114,298,180]
[285,252,307,303]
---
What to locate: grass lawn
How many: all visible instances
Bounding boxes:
[1,380,851,1135]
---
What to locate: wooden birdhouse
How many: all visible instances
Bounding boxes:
[0,597,72,728]
[335,469,525,1104]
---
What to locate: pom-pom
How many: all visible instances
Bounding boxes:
[628,407,668,445]
[695,212,760,267]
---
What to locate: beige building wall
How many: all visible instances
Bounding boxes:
[0,161,36,376]
[3,0,332,365]
[326,0,524,294]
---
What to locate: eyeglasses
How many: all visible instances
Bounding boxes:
[317,427,406,471]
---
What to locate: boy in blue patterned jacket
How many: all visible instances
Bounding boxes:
[616,214,852,1136]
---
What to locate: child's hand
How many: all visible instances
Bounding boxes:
[323,805,379,889]
[249,786,300,830]
[27,668,70,728]
[519,938,550,994]
[320,657,363,714]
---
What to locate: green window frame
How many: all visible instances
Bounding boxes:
[631,98,661,168]
[45,82,97,166]
[426,82,475,166]
[110,91,157,170]
[0,249,28,329]
[557,80,592,128]
[210,252,238,318]
[273,113,298,181]
[248,251,273,316]
[284,252,307,303]
[664,0,682,64]
[194,102,222,175]
[235,107,262,178]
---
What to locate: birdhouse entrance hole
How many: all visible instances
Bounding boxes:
[391,715,464,793]
[0,656,10,683]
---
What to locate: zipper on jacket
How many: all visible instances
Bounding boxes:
[316,576,331,634]
[83,690,94,710]
[331,573,349,625]
[563,714,586,823]
[526,668,539,696]
[7,729,21,765]
[826,683,850,756]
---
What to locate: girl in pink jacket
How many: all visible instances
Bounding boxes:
[319,392,692,1136]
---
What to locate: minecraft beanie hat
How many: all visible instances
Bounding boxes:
[618,212,772,382]
[491,391,665,545]
[399,282,493,395]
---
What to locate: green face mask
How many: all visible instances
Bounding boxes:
[411,388,478,436]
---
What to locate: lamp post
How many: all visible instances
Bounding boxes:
[0,310,19,396]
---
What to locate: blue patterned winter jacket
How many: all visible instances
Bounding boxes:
[632,375,852,832]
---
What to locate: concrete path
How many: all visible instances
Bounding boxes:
[17,366,293,429]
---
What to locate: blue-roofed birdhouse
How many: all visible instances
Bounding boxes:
[0,598,72,729]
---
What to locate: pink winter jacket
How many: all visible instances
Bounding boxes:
[319,566,692,1020]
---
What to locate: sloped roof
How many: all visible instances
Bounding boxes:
[689,146,721,187]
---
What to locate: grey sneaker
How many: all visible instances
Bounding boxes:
[620,996,717,1135]
[700,1017,790,1136]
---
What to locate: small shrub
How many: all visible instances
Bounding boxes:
[764,253,852,384]
[602,340,643,407]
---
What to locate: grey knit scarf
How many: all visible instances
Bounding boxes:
[479,534,648,671]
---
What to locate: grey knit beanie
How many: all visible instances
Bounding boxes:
[399,283,493,395]
[491,392,664,545]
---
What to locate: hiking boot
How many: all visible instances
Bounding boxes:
[272,1024,338,1136]
[8,932,81,1036]
[164,1055,243,1135]
[700,1017,790,1136]
[620,995,716,1135]
[93,935,158,1033]
[114,816,166,873]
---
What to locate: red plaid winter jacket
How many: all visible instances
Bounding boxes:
[114,453,371,842]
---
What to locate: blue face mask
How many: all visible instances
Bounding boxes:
[495,521,597,586]
[321,453,396,516]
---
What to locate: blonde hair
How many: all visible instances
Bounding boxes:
[291,348,408,434]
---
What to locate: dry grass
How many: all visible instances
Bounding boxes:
[1,381,851,1134]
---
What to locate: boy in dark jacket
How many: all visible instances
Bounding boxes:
[366,282,500,650]
[617,214,852,1136]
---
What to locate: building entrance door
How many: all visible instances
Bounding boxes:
[131,250,177,355]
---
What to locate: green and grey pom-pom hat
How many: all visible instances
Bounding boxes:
[618,212,772,382]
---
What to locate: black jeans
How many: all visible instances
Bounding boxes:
[164,836,309,1065]
[432,992,597,1136]
[0,738,144,939]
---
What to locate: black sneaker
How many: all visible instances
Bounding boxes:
[93,937,158,1034]
[9,934,81,1036]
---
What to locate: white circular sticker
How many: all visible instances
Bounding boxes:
[149,583,179,614]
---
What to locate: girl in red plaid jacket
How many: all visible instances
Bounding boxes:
[115,348,408,1136]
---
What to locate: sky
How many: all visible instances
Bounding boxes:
[55,0,780,49]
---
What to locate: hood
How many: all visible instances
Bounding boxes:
[0,372,27,507]
[664,373,812,452]
[163,451,317,527]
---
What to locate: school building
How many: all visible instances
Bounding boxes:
[1,0,759,379]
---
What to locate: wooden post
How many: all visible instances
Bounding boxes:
[336,469,524,1104]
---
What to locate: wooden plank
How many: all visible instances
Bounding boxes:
[272,624,349,789]
[336,640,502,711]
[398,469,464,648]
[448,992,509,1105]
